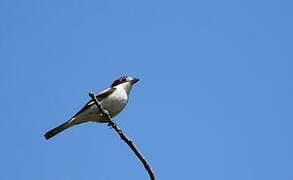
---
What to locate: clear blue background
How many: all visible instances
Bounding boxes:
[1,0,292,179]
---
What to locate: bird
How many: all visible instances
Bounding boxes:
[44,76,139,140]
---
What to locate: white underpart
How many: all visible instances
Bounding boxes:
[73,82,133,123]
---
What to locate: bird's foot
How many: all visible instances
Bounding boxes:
[107,120,116,128]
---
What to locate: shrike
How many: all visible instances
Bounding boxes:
[44,76,139,140]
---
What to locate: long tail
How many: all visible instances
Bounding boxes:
[44,119,74,140]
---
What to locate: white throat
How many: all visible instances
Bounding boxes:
[116,82,132,95]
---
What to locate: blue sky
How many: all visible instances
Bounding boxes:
[1,0,292,179]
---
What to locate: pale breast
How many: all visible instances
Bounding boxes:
[73,86,129,123]
[101,88,128,117]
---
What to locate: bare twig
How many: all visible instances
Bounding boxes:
[89,92,156,180]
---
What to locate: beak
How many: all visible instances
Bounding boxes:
[131,78,139,85]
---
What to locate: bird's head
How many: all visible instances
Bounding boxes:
[111,76,139,93]
[111,76,139,87]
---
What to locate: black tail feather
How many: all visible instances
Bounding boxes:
[44,120,73,140]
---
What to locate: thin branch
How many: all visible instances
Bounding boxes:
[89,92,156,180]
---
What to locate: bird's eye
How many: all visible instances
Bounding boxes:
[121,76,127,82]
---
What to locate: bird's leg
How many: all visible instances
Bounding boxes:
[99,109,113,127]
[107,119,116,128]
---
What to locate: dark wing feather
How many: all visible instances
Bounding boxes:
[72,87,116,118]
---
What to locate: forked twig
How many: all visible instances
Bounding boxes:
[89,92,156,180]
